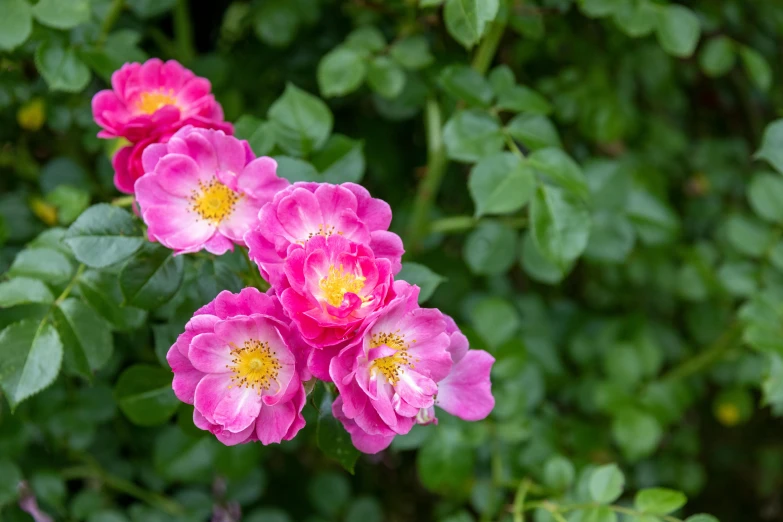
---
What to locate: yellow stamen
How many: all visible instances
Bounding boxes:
[369,330,419,385]
[190,179,240,223]
[319,264,366,307]
[136,90,178,114]
[226,339,282,393]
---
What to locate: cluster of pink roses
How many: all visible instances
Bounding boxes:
[92,59,495,453]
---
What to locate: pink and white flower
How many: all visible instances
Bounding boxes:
[135,126,289,255]
[245,182,404,287]
[329,282,453,453]
[280,234,394,349]
[92,58,226,143]
[166,288,310,446]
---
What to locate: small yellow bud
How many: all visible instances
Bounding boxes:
[30,197,58,226]
[17,98,46,131]
[716,403,741,427]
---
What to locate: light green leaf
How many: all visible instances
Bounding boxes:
[739,46,772,91]
[367,56,406,99]
[64,204,145,268]
[32,0,90,29]
[612,0,656,37]
[312,134,365,184]
[463,220,518,275]
[520,232,569,284]
[755,120,783,175]
[345,26,385,54]
[53,298,113,380]
[571,506,617,522]
[268,83,333,156]
[580,0,624,18]
[530,185,591,268]
[471,296,519,348]
[543,456,575,490]
[119,244,185,310]
[0,277,54,307]
[0,319,63,410]
[397,262,445,303]
[114,365,180,426]
[253,0,300,48]
[589,464,625,504]
[233,115,276,156]
[35,40,91,93]
[584,212,635,263]
[612,409,662,460]
[725,214,774,258]
[127,0,176,18]
[318,47,367,98]
[439,65,494,107]
[748,173,783,224]
[468,152,535,216]
[46,185,91,225]
[443,110,504,163]
[8,247,73,284]
[655,5,701,58]
[389,35,434,70]
[634,488,687,515]
[506,114,561,151]
[699,36,736,77]
[0,0,32,50]
[528,148,589,200]
[685,515,719,522]
[444,0,500,49]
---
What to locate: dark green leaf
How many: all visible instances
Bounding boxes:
[756,120,783,175]
[153,425,217,481]
[739,46,772,91]
[312,135,365,184]
[468,152,535,216]
[699,36,736,77]
[367,56,406,99]
[345,26,386,54]
[114,365,180,426]
[748,172,783,224]
[318,47,367,98]
[530,185,591,268]
[443,110,504,163]
[389,36,434,70]
[0,277,54,307]
[463,220,518,275]
[64,204,144,268]
[53,298,113,380]
[520,232,569,284]
[35,40,91,93]
[528,148,590,200]
[78,270,147,331]
[655,5,701,58]
[268,84,333,157]
[317,391,360,473]
[506,114,561,151]
[234,115,276,156]
[119,244,185,309]
[8,247,73,284]
[0,459,22,507]
[32,0,90,29]
[417,422,474,492]
[253,0,300,48]
[397,262,445,303]
[471,296,519,348]
[444,0,500,49]
[439,65,493,107]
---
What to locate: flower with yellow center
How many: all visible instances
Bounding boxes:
[227,339,282,394]
[319,264,366,307]
[136,90,178,115]
[190,179,240,223]
[369,331,418,385]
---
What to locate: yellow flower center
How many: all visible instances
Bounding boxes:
[227,339,282,393]
[190,179,240,223]
[136,90,178,115]
[319,264,366,307]
[369,331,418,385]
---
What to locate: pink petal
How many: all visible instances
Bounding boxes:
[238,157,289,201]
[436,350,495,421]
[167,345,205,404]
[189,332,233,374]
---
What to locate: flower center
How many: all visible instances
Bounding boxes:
[227,339,282,393]
[190,179,240,223]
[136,90,177,115]
[369,331,418,385]
[319,264,366,307]
[298,224,343,245]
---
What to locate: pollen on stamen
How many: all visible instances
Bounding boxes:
[319,264,366,307]
[369,331,413,385]
[190,178,241,224]
[226,339,282,394]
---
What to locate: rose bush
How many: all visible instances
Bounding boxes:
[1,0,782,521]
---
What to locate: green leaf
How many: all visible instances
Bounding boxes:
[612,0,656,37]
[317,47,367,98]
[699,36,736,77]
[520,232,569,284]
[275,156,319,182]
[627,189,680,245]
[46,186,91,225]
[35,40,91,93]
[439,65,494,107]
[153,425,217,481]
[685,515,719,522]
[725,214,774,258]
[756,120,783,175]
[8,247,73,284]
[528,148,590,200]
[584,213,635,263]
[489,66,552,114]
[268,83,333,157]
[634,488,687,515]
[589,464,625,504]
[80,30,147,83]
[463,220,518,275]
[468,152,535,216]
[0,277,54,307]
[127,0,176,18]
[444,0,500,49]
[655,5,701,58]
[119,244,185,310]
[32,0,90,29]
[506,114,561,151]
[739,46,772,91]
[417,423,474,493]
[53,298,113,380]
[316,391,360,473]
[367,56,406,99]
[253,0,300,48]
[345,26,386,54]
[571,507,617,522]
[397,262,445,303]
[0,319,63,410]
[345,497,383,522]
[748,173,783,224]
[234,116,276,156]
[0,459,22,507]
[443,110,504,163]
[612,409,662,460]
[114,365,180,426]
[580,0,623,18]
[312,135,365,184]
[78,270,147,331]
[530,185,591,268]
[65,204,145,269]
[389,35,434,70]
[471,296,519,348]
[543,456,575,490]
[0,0,32,51]
[308,471,351,516]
